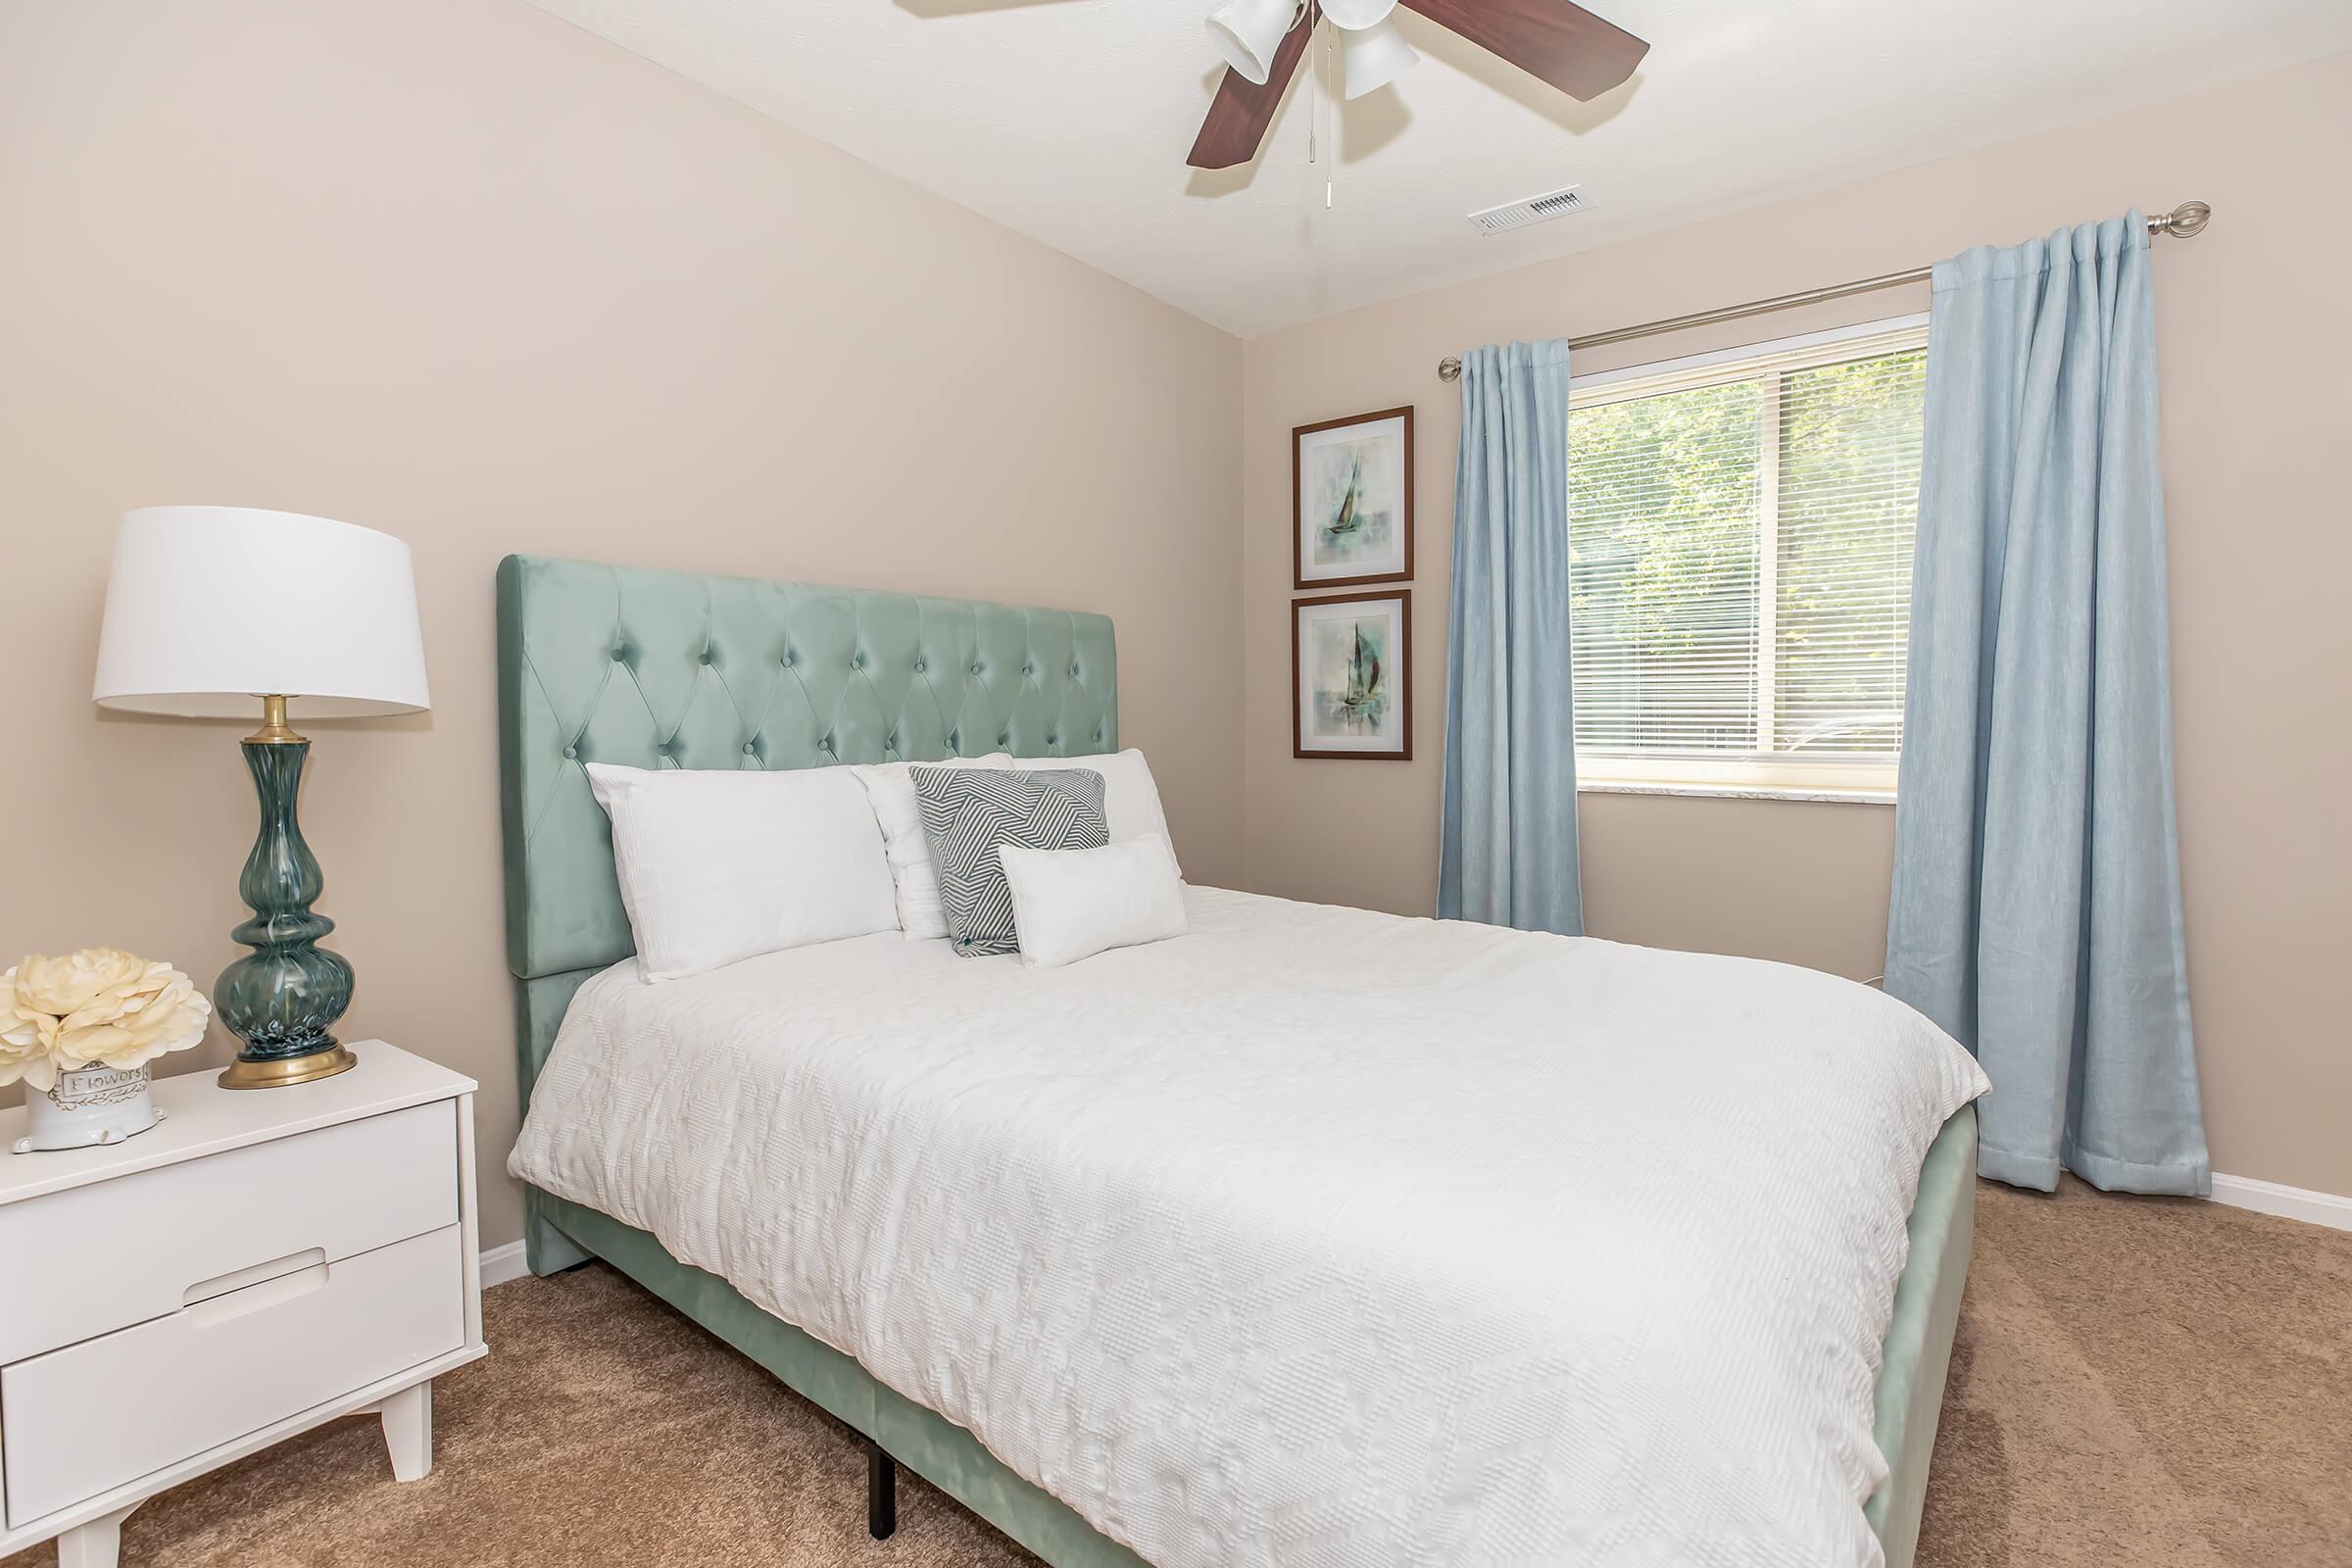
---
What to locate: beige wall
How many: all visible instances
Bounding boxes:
[1242,53,2352,1196]
[0,0,1244,1248]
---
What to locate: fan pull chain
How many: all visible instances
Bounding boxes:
[1324,15,1336,208]
[1304,1,1319,167]
[1300,3,1335,209]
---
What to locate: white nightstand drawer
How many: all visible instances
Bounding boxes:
[2,1223,465,1526]
[0,1101,457,1364]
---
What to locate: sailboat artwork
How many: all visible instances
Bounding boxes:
[1312,443,1389,563]
[1294,408,1414,589]
[1295,590,1411,760]
[1326,619,1385,733]
[1328,451,1364,533]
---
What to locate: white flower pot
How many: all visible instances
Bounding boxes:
[13,1063,164,1153]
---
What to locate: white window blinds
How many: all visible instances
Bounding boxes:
[1566,321,1929,795]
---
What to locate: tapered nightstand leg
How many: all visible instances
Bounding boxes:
[866,1436,896,1540]
[56,1503,136,1568]
[378,1381,434,1482]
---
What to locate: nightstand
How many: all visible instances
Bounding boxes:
[0,1041,487,1568]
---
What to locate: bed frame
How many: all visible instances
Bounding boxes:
[496,553,1976,1568]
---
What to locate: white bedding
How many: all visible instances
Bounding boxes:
[511,886,1986,1567]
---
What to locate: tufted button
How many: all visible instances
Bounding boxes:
[821,733,836,751]
[998,732,1010,747]
[852,653,864,669]
[1047,733,1059,747]
[971,663,983,675]
[612,648,626,662]
[1022,662,1033,675]
[782,650,795,666]
[886,733,898,749]
[743,742,757,756]
[699,650,713,665]
[1094,727,1103,741]
[913,659,926,673]
[1071,664,1081,677]
[564,745,578,760]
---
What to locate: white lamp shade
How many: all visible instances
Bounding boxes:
[92,507,430,720]
[1340,15,1418,98]
[1320,0,1397,28]
[1205,0,1300,85]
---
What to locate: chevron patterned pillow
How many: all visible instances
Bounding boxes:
[912,766,1109,956]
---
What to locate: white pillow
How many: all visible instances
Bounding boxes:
[586,763,899,982]
[1083,749,1184,876]
[996,833,1188,970]
[849,754,1011,939]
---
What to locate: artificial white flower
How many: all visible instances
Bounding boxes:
[0,969,65,1091]
[0,949,212,1087]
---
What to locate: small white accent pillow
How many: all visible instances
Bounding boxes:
[1085,749,1184,876]
[996,833,1189,970]
[850,754,1012,939]
[586,762,900,982]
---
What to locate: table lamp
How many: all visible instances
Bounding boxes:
[92,507,430,1089]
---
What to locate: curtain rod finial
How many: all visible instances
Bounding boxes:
[2161,200,2211,237]
[1439,356,1462,383]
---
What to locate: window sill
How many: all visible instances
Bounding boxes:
[1576,780,1896,806]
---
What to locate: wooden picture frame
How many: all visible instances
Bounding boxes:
[1293,406,1414,590]
[1293,589,1412,760]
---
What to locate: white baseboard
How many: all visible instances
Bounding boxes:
[2209,1172,2352,1233]
[478,1240,531,1289]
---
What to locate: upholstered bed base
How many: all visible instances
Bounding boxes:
[1867,1102,1976,1568]
[498,555,1974,1568]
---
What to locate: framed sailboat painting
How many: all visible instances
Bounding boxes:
[1294,407,1413,589]
[1294,590,1411,760]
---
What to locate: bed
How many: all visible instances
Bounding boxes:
[496,555,1984,1568]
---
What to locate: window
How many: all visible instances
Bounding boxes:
[1567,318,1929,798]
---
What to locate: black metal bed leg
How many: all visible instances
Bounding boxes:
[865,1435,897,1541]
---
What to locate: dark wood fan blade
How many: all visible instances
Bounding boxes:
[1399,0,1648,101]
[1187,22,1311,170]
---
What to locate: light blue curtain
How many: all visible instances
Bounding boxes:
[1438,340,1582,936]
[1886,212,2208,1196]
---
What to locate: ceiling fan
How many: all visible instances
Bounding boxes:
[1190,0,1648,170]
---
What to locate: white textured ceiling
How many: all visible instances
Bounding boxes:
[526,0,2352,335]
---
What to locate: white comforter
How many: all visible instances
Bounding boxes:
[511,887,1986,1567]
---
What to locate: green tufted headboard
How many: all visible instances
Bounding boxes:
[496,555,1118,1114]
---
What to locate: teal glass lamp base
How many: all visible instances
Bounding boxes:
[216,706,359,1090]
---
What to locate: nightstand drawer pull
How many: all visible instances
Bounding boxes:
[184,1258,329,1327]
[183,1247,327,1309]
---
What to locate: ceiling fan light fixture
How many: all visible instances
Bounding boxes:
[1185,0,1645,172]
[1339,15,1418,98]
[1205,0,1305,86]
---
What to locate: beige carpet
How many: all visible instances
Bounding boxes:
[9,1179,2348,1567]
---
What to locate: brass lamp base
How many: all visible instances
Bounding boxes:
[219,1045,358,1091]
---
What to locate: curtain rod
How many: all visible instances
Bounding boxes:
[1435,200,2212,383]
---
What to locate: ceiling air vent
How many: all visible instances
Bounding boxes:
[1468,185,1589,235]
